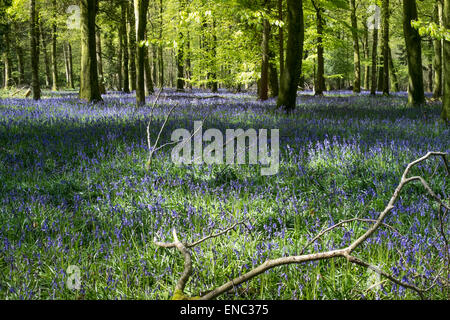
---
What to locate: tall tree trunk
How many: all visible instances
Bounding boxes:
[79,0,102,102]
[158,0,164,88]
[135,0,150,105]
[51,0,58,91]
[144,45,154,95]
[96,29,106,94]
[30,0,41,100]
[314,3,325,95]
[269,43,279,97]
[388,46,399,92]
[277,0,304,111]
[120,1,130,92]
[377,55,384,92]
[278,0,284,81]
[433,0,443,98]
[68,42,74,89]
[118,28,123,90]
[381,0,389,95]
[260,19,270,100]
[370,28,378,95]
[2,30,12,89]
[16,45,25,86]
[176,35,185,91]
[185,31,192,90]
[350,0,361,93]
[210,19,218,93]
[128,2,137,91]
[442,0,449,121]
[39,20,51,87]
[363,21,370,90]
[64,43,70,86]
[402,0,425,105]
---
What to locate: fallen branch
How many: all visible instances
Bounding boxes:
[154,152,449,300]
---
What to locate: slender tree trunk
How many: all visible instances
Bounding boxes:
[68,43,74,89]
[152,45,158,88]
[371,28,378,95]
[428,62,433,93]
[30,0,41,100]
[39,20,51,87]
[51,0,58,91]
[96,29,106,94]
[350,0,361,93]
[388,46,399,92]
[210,19,218,93]
[442,0,449,121]
[120,1,130,92]
[433,0,443,98]
[260,19,270,100]
[402,0,425,105]
[118,29,123,90]
[176,35,185,91]
[144,45,154,95]
[277,0,304,111]
[269,43,279,97]
[16,45,25,86]
[381,0,389,95]
[159,0,164,88]
[128,2,137,91]
[315,4,325,95]
[185,31,192,90]
[64,43,70,86]
[135,0,150,105]
[278,0,284,81]
[79,0,102,102]
[2,30,12,89]
[377,55,384,92]
[363,21,370,90]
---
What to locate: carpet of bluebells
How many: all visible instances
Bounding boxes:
[0,89,448,300]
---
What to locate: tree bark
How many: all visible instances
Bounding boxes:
[277,0,304,111]
[363,21,370,90]
[402,0,425,105]
[278,0,284,81]
[388,46,399,92]
[370,28,378,95]
[350,0,361,93]
[159,0,164,88]
[377,55,384,92]
[64,42,70,86]
[39,20,51,87]
[120,1,130,92]
[314,2,325,95]
[135,0,150,104]
[16,44,25,86]
[96,29,106,94]
[2,30,12,89]
[210,19,218,93]
[176,33,185,91]
[381,0,389,95]
[433,0,443,98]
[442,0,449,121]
[260,19,270,100]
[79,0,102,102]
[269,42,279,97]
[30,0,41,100]
[144,44,154,95]
[68,43,74,89]
[51,0,58,91]
[128,2,137,91]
